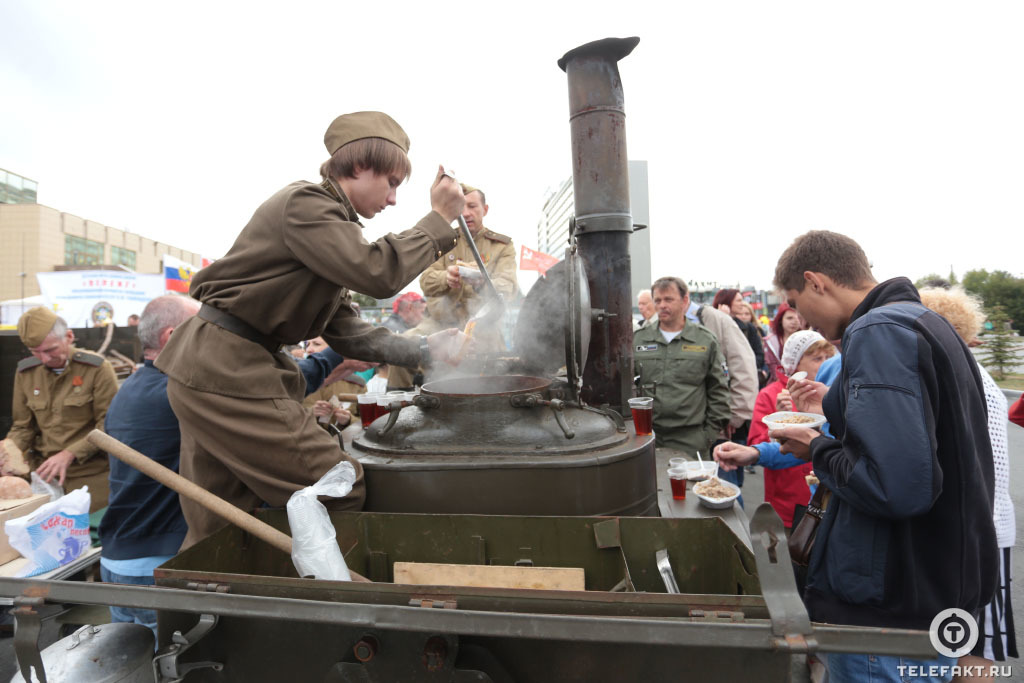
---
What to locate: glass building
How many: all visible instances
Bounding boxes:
[0,168,38,205]
[536,160,651,303]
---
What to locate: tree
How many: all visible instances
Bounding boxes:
[976,305,1023,381]
[350,292,378,309]
[915,273,951,290]
[962,269,1024,334]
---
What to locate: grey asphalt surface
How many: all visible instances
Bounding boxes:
[2,419,1023,680]
[1008,419,1023,680]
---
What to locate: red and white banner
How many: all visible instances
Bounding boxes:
[519,246,559,275]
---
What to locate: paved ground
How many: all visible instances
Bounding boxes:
[1008,421,1023,680]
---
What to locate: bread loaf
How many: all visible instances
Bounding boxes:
[0,476,32,500]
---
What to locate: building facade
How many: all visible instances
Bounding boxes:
[0,202,203,303]
[536,160,651,301]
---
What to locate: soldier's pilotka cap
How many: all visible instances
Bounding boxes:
[17,307,58,348]
[324,112,410,156]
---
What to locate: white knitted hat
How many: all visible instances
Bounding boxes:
[781,330,826,376]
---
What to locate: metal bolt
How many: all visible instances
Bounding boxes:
[353,635,378,663]
[422,636,447,672]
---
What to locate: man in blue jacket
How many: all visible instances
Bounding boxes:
[99,295,352,638]
[770,231,997,682]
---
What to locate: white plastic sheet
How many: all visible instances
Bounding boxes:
[30,471,64,502]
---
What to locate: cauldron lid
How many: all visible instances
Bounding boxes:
[513,247,590,398]
[421,375,551,396]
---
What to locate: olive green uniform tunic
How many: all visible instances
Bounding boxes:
[388,227,516,389]
[8,348,118,512]
[633,321,731,458]
[156,178,458,548]
[418,227,517,329]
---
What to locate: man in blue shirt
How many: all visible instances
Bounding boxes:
[99,295,349,637]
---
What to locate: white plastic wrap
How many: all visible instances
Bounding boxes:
[30,471,64,502]
[286,460,356,581]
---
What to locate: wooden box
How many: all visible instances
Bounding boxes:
[0,493,50,565]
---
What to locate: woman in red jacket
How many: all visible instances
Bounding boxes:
[1010,395,1024,428]
[748,330,836,528]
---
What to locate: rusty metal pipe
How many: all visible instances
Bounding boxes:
[559,37,640,413]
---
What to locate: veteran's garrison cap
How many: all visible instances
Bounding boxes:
[17,307,59,348]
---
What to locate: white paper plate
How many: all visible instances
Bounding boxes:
[761,411,826,432]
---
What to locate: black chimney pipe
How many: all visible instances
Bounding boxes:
[558,37,640,414]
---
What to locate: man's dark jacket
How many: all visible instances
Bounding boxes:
[99,361,187,559]
[806,277,997,630]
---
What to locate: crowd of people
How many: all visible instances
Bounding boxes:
[634,230,1017,682]
[0,109,1019,682]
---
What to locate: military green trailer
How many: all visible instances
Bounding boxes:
[1,36,937,683]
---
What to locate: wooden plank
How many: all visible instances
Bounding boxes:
[394,562,585,591]
[0,546,101,579]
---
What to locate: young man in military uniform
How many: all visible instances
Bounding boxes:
[155,111,468,548]
[1,307,118,512]
[633,277,731,458]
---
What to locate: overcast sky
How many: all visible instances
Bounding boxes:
[3,1,1022,295]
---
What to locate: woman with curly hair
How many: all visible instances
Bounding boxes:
[920,286,1017,667]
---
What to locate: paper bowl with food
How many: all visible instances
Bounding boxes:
[762,411,826,433]
[692,477,741,510]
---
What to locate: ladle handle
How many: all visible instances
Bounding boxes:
[88,429,294,554]
[87,430,371,582]
[457,215,503,303]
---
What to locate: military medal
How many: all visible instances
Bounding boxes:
[33,388,40,396]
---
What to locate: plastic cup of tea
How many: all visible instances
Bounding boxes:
[628,397,654,436]
[358,393,380,427]
[667,467,688,500]
[376,394,394,416]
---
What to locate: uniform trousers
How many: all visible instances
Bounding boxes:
[167,380,365,550]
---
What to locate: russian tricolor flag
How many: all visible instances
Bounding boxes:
[164,255,197,293]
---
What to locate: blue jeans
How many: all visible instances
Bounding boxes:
[819,652,957,683]
[99,566,158,645]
